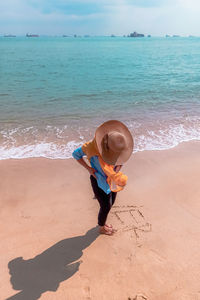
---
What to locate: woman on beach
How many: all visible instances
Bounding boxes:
[72,120,133,235]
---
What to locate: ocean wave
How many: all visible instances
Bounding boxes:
[134,123,200,152]
[0,122,199,160]
[0,141,83,160]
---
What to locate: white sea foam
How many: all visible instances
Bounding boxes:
[134,123,200,152]
[0,141,83,160]
[0,122,199,160]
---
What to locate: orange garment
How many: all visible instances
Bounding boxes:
[82,139,99,160]
[82,139,128,192]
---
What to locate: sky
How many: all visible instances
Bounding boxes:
[1,0,200,36]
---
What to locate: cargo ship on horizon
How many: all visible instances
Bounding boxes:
[128,31,145,38]
[4,34,16,37]
[26,33,39,37]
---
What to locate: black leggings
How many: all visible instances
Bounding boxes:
[90,175,117,226]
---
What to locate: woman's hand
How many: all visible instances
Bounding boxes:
[76,158,97,179]
[88,167,97,179]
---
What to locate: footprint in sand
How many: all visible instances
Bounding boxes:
[79,273,91,299]
[128,295,148,300]
[84,286,91,299]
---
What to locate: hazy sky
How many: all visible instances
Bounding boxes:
[1,0,200,36]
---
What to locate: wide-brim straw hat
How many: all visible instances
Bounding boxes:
[95,120,134,165]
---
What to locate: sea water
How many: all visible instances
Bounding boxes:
[0,36,200,159]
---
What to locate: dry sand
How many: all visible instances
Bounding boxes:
[1,141,200,300]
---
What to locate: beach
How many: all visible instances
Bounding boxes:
[1,140,200,300]
[1,1,200,299]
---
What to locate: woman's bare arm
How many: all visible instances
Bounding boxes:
[76,158,97,178]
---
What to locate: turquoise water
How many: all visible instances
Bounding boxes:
[0,36,200,159]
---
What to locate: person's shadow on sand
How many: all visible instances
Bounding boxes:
[6,227,99,300]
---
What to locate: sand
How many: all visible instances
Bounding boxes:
[1,141,200,300]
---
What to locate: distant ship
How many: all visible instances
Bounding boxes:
[173,35,180,38]
[147,35,151,37]
[62,35,69,37]
[4,34,16,37]
[26,33,39,37]
[129,31,145,38]
[166,35,170,38]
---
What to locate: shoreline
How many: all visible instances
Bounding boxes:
[0,137,200,161]
[1,140,200,299]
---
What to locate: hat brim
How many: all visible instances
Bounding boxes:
[95,120,134,165]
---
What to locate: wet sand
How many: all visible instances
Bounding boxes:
[1,141,200,300]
